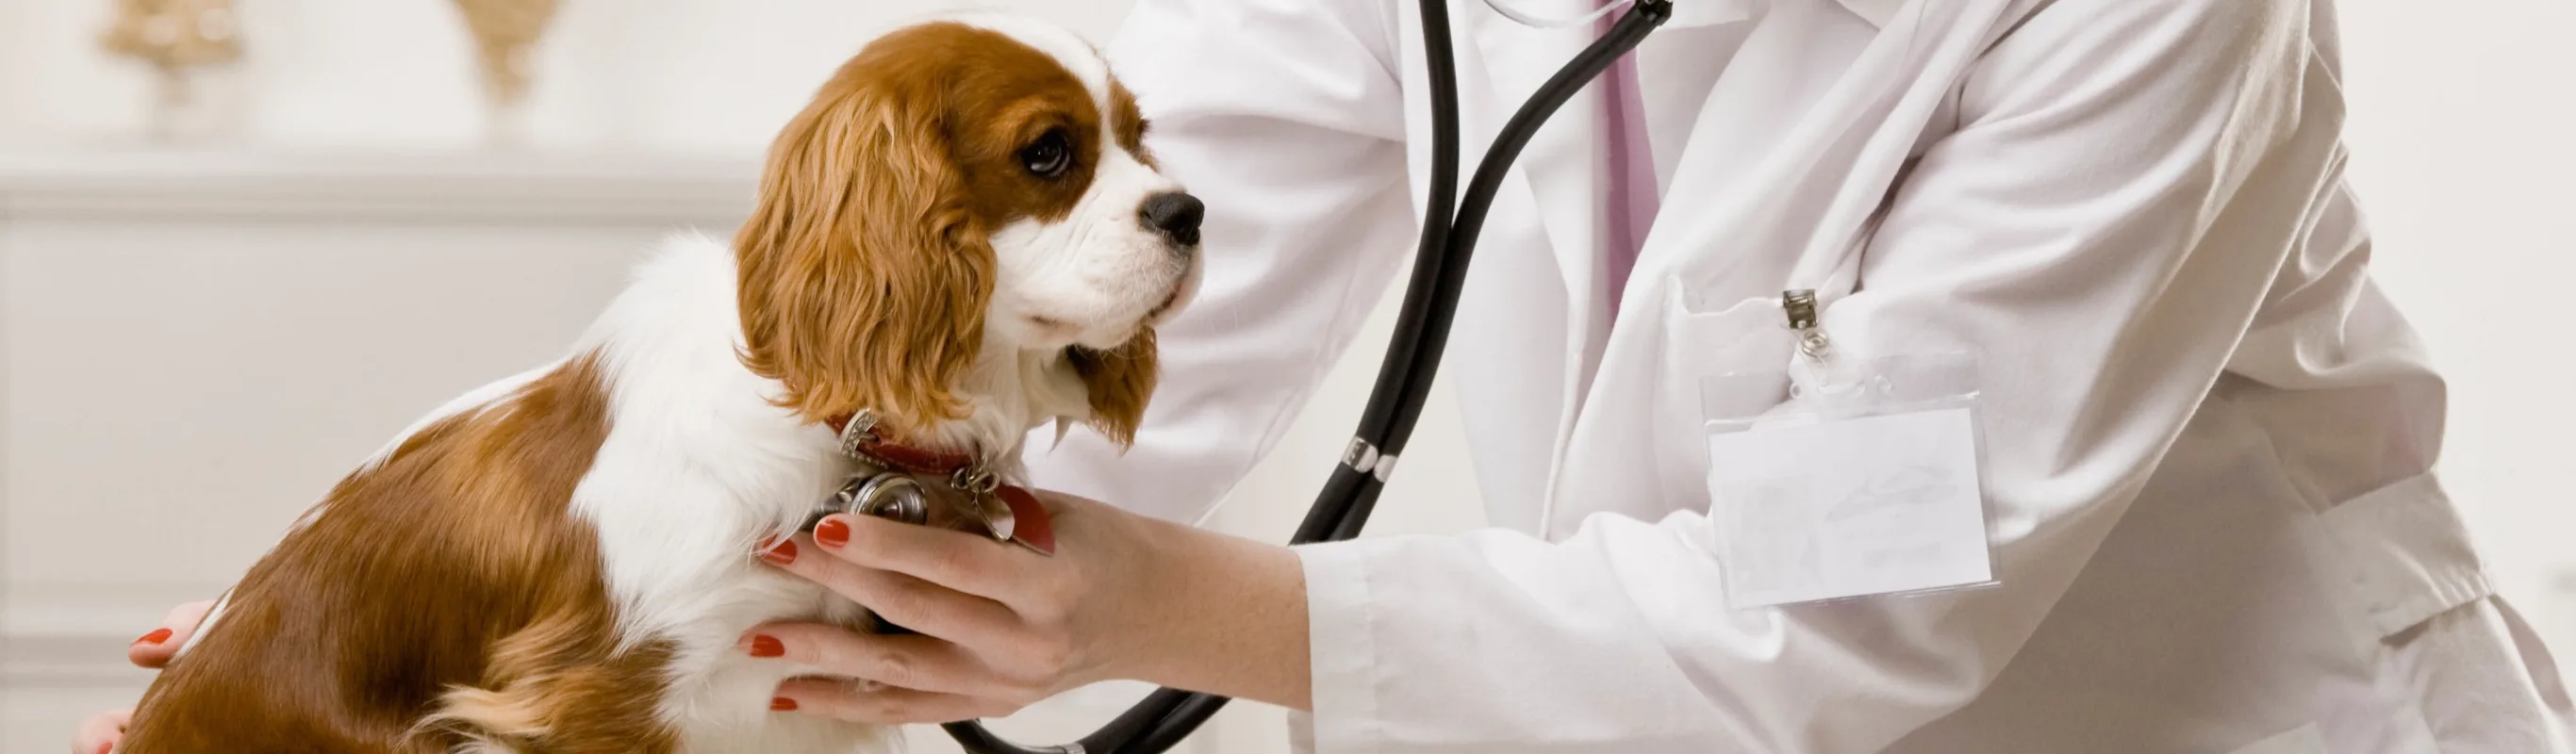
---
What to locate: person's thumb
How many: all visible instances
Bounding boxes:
[125,599,218,670]
[72,708,131,754]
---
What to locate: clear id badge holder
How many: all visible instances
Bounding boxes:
[1700,290,2000,610]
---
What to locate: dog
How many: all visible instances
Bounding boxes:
[118,13,1199,753]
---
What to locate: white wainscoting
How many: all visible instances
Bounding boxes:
[0,148,1306,753]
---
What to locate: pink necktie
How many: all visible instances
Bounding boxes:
[1597,2,1659,315]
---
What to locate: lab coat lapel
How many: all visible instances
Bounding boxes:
[1465,0,1603,294]
[1461,0,1764,355]
[1463,0,1763,515]
[1467,0,1604,427]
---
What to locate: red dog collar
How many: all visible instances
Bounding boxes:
[824,411,1054,555]
[825,412,977,474]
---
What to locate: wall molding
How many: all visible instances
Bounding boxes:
[4,634,156,689]
[0,147,759,225]
[1,582,227,689]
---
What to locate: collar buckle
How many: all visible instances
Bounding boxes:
[835,409,882,459]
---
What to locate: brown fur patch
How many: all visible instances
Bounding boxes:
[1109,81,1152,165]
[1068,331,1159,447]
[121,354,679,753]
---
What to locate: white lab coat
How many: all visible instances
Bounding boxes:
[1031,0,2576,750]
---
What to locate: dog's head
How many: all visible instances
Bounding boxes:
[735,16,1198,446]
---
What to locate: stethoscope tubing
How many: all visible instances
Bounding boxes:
[943,2,1673,751]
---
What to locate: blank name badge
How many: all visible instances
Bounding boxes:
[1701,352,1998,610]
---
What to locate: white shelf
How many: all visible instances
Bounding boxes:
[0,147,761,224]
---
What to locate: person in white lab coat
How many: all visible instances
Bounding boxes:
[74,0,2576,752]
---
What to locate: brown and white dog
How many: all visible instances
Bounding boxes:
[118,14,1198,753]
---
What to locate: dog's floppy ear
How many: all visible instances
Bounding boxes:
[1066,330,1157,448]
[734,60,993,436]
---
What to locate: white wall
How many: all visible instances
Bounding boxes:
[2,1,2569,753]
[0,0,1143,153]
[2334,0,2576,645]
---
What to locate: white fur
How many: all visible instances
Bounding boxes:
[552,219,1120,752]
[988,146,1198,351]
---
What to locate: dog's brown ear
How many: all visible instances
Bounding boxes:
[733,58,993,437]
[1067,330,1158,448]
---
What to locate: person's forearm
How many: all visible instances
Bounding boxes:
[1118,518,1313,711]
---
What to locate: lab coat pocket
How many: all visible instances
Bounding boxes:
[1652,286,1797,512]
[2314,472,2494,640]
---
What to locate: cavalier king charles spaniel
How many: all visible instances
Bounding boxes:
[117,13,1197,753]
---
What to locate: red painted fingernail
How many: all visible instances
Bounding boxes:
[758,538,797,566]
[815,518,850,549]
[134,628,173,646]
[770,697,799,712]
[747,634,784,658]
[99,744,113,754]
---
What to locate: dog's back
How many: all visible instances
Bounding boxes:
[121,354,684,752]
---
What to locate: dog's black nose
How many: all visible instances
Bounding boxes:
[1140,191,1204,247]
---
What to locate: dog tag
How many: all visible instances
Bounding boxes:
[995,485,1056,555]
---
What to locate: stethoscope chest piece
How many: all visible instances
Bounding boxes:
[829,472,930,526]
[808,467,1019,546]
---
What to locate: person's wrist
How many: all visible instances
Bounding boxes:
[1086,511,1206,684]
[1042,500,1183,689]
[1107,518,1310,707]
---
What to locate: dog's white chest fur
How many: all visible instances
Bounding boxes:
[550,234,1074,751]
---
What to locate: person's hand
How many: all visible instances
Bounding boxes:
[747,488,1311,724]
[71,599,216,754]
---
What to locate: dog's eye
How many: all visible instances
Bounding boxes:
[1019,130,1073,178]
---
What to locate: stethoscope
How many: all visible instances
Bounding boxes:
[930,1,1675,751]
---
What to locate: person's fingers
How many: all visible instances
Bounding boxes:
[760,534,1021,647]
[770,676,1016,725]
[743,622,1047,702]
[810,514,1051,607]
[128,599,218,669]
[71,708,131,754]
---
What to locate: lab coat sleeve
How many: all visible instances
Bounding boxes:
[1297,1,2333,751]
[1022,0,1418,523]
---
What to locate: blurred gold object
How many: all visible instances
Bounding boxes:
[100,0,241,70]
[451,0,562,108]
[99,0,243,139]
